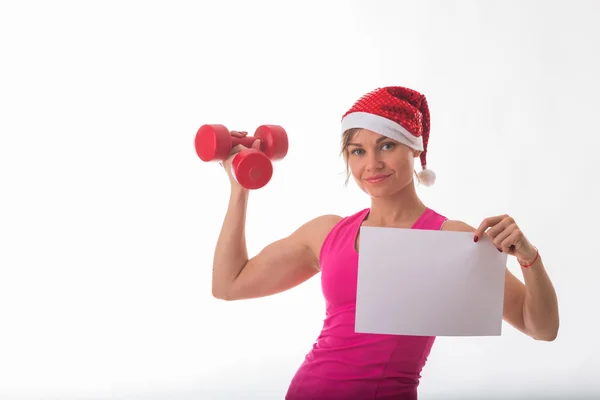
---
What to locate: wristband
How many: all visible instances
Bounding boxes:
[518,247,539,268]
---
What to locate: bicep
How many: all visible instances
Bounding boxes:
[227,235,319,300]
[225,214,340,301]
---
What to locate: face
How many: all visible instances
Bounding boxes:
[345,129,419,197]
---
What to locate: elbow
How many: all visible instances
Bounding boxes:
[212,285,230,301]
[540,328,559,342]
[212,290,226,301]
[212,290,231,301]
[535,332,558,342]
[212,284,235,301]
[532,324,559,342]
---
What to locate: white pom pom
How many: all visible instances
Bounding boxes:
[417,167,436,187]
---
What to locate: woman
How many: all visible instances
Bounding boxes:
[211,86,560,399]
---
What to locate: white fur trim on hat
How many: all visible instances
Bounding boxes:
[341,111,424,151]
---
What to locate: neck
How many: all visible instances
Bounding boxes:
[367,181,427,227]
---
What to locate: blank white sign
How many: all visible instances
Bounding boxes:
[355,226,507,337]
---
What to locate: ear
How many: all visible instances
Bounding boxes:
[414,150,422,158]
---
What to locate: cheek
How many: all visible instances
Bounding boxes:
[392,153,415,171]
[349,163,366,187]
[348,159,361,175]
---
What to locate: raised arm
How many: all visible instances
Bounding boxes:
[210,132,341,300]
[212,185,340,300]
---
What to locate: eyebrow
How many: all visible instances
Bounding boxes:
[347,136,389,147]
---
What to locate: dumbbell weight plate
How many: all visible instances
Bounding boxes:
[195,124,232,162]
[231,148,274,190]
[254,125,288,161]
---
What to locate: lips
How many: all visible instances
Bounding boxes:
[366,174,390,183]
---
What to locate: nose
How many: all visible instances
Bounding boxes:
[366,152,383,172]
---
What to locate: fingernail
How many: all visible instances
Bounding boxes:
[474,236,478,243]
[497,248,502,252]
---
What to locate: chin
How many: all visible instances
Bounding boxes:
[358,183,392,197]
[366,189,396,199]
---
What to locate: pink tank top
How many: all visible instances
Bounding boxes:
[285,207,448,400]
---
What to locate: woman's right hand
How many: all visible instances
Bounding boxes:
[220,130,261,190]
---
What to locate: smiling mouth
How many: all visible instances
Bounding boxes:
[366,175,390,184]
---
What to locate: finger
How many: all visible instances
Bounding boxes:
[223,145,246,167]
[499,229,520,253]
[251,139,261,149]
[230,130,248,137]
[474,215,506,241]
[228,144,247,155]
[487,217,515,240]
[492,223,515,249]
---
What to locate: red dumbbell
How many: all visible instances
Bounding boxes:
[195,124,288,190]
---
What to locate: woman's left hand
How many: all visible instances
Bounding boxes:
[474,214,537,264]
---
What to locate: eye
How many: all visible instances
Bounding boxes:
[350,148,364,155]
[381,142,395,151]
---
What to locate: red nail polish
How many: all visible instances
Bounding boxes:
[474,236,478,243]
[498,248,502,252]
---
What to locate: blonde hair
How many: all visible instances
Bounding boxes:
[340,128,420,186]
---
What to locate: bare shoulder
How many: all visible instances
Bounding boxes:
[307,214,344,230]
[297,214,343,256]
[441,219,476,232]
[297,214,343,234]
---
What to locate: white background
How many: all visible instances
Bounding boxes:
[1,0,599,399]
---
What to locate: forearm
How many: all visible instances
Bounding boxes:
[521,255,559,340]
[212,187,250,298]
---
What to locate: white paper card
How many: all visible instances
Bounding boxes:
[355,226,508,337]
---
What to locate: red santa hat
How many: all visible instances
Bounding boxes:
[340,86,436,186]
